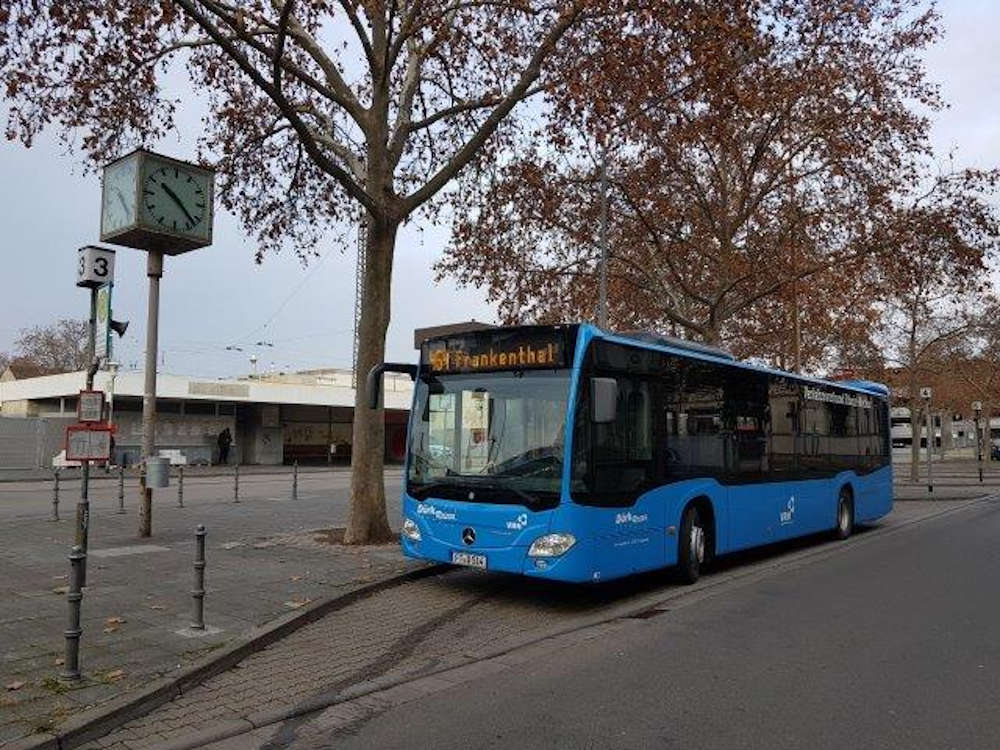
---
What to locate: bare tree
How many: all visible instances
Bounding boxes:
[6,319,91,374]
[875,173,1000,479]
[1,0,603,542]
[440,0,947,368]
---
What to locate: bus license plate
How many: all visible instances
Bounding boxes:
[451,551,487,570]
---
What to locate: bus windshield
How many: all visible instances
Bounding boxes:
[406,370,571,507]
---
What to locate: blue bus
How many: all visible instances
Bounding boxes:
[368,324,892,584]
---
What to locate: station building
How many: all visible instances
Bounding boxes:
[0,366,413,468]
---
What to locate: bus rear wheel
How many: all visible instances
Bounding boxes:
[678,505,705,584]
[834,491,853,540]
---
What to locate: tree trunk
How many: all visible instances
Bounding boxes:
[344,216,398,544]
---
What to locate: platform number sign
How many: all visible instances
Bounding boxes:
[76,246,116,288]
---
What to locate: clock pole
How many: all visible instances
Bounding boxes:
[139,250,163,537]
[99,150,215,539]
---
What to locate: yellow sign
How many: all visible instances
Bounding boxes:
[429,343,559,373]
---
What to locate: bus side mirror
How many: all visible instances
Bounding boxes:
[591,377,618,423]
[366,363,418,409]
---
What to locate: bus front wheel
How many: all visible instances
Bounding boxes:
[834,491,854,540]
[678,505,705,584]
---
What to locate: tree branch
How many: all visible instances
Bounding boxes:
[174,0,376,214]
[401,1,584,215]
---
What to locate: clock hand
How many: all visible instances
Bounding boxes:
[159,182,197,225]
[116,190,130,216]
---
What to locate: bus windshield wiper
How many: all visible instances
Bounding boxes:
[407,480,461,500]
[468,480,544,509]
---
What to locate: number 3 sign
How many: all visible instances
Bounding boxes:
[76,246,116,288]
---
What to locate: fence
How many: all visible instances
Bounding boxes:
[0,416,75,469]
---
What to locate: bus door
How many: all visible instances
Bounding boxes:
[721,371,775,550]
[790,396,831,536]
[760,378,801,543]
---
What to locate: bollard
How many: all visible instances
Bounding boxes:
[233,463,240,503]
[51,469,61,522]
[191,525,206,630]
[61,545,85,681]
[292,460,298,500]
[177,466,184,508]
[117,465,125,514]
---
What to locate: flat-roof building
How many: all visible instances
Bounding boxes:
[0,367,413,468]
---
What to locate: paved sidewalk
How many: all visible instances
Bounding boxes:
[893,458,1000,500]
[0,471,409,746]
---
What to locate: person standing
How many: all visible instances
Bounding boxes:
[217,427,232,465]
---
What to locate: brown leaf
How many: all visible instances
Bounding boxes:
[105,616,126,625]
[102,669,125,682]
[6,681,25,691]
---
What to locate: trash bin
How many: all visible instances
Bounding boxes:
[146,456,170,488]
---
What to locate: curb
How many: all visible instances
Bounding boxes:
[86,496,997,750]
[16,562,448,750]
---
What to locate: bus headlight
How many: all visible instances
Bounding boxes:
[528,533,576,557]
[401,518,421,542]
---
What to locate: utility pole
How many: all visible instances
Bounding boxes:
[973,401,983,483]
[921,387,933,493]
[598,146,609,329]
[352,211,368,389]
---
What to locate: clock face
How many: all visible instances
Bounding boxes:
[101,155,138,237]
[142,162,211,238]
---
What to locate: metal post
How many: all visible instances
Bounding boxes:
[139,250,163,538]
[51,469,60,522]
[975,411,983,483]
[925,403,933,493]
[117,465,125,514]
[233,463,240,503]
[597,146,609,329]
[191,525,206,630]
[61,545,85,681]
[177,465,184,507]
[292,460,298,500]
[76,287,98,584]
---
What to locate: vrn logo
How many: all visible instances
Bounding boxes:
[779,497,796,525]
[506,513,528,531]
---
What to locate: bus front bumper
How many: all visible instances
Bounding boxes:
[401,533,595,583]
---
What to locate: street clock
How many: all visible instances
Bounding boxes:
[100,149,215,254]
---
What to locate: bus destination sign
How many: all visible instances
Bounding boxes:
[423,329,569,374]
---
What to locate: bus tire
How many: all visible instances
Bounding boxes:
[834,490,853,540]
[678,504,706,584]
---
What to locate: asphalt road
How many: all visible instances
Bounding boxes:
[315,499,1000,750]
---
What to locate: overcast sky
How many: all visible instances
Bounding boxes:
[1,0,997,379]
